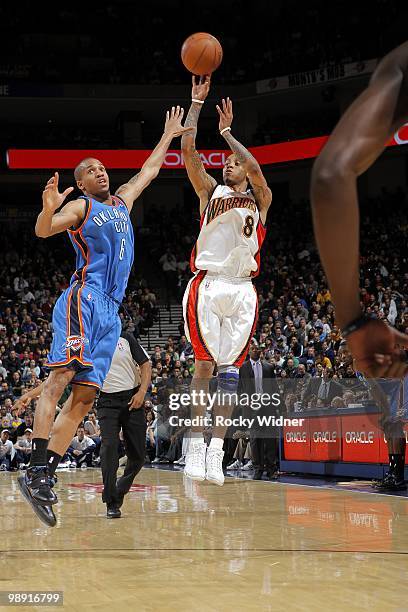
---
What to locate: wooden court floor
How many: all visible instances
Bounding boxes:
[1,467,408,612]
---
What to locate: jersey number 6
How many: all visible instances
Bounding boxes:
[119,238,126,260]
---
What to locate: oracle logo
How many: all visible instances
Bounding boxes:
[348,512,377,528]
[345,431,374,444]
[288,505,309,515]
[164,152,227,168]
[285,431,307,443]
[313,431,337,443]
[394,123,408,145]
[318,511,336,522]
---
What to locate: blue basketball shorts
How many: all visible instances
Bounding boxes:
[46,282,121,389]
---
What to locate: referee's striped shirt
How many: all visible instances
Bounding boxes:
[102,332,150,394]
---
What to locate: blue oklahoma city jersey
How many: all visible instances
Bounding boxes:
[68,195,134,302]
[46,194,134,389]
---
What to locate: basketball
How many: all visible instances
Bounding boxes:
[181,32,223,75]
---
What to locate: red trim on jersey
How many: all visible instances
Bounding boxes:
[77,228,91,362]
[233,286,259,368]
[190,207,208,273]
[66,283,75,361]
[45,357,93,369]
[186,271,213,361]
[251,221,267,278]
[200,206,207,228]
[190,244,198,273]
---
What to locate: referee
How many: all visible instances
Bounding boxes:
[97,329,151,519]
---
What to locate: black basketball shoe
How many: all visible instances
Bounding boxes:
[106,504,121,519]
[17,467,58,527]
[372,472,407,491]
[17,465,58,505]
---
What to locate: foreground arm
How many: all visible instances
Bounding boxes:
[181,76,217,214]
[13,381,45,414]
[311,41,408,377]
[217,98,272,223]
[116,107,192,211]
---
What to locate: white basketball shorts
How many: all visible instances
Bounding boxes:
[182,271,258,367]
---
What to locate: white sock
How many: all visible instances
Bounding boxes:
[190,434,205,445]
[209,437,224,450]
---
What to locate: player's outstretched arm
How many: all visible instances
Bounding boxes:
[311,41,408,377]
[116,106,192,212]
[181,75,217,213]
[217,97,272,223]
[13,380,45,415]
[35,172,85,238]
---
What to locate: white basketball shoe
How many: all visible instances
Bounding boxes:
[206,448,225,486]
[184,441,207,481]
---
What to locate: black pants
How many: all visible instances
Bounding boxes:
[250,433,279,473]
[97,388,146,505]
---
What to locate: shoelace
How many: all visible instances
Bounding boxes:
[29,467,53,487]
[207,450,223,472]
[190,444,206,469]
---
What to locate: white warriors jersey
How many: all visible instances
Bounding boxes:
[190,185,266,278]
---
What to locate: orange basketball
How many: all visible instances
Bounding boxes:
[181,32,223,75]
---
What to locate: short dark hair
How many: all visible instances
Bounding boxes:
[74,157,103,181]
[74,158,92,181]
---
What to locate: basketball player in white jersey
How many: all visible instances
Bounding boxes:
[181,76,272,485]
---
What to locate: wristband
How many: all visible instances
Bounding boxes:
[220,127,231,135]
[341,314,374,338]
[192,98,204,105]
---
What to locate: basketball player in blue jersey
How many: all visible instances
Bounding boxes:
[18,106,192,526]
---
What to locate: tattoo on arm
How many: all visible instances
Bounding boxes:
[182,103,216,195]
[182,103,202,134]
[190,149,205,175]
[222,131,257,166]
[223,131,271,211]
[189,149,216,192]
[126,172,141,186]
[115,172,141,195]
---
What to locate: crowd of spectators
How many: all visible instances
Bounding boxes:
[0,186,407,470]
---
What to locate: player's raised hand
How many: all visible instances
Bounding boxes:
[164,106,194,138]
[346,318,408,379]
[191,74,211,102]
[42,172,74,212]
[216,97,233,132]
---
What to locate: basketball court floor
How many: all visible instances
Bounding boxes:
[1,467,408,611]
